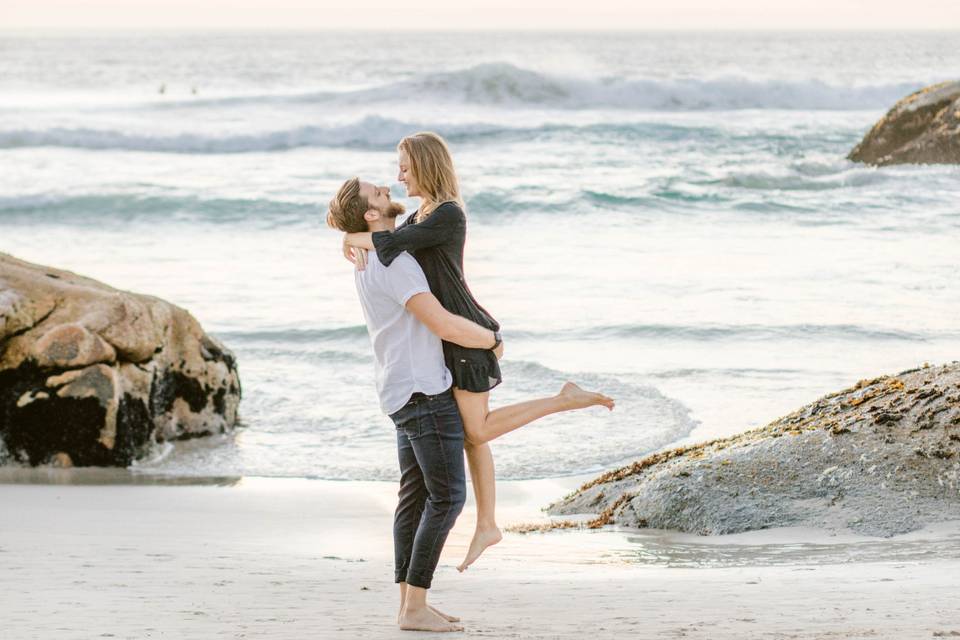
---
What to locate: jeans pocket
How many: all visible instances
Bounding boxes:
[413,408,441,440]
[433,394,462,421]
[391,405,420,439]
[401,422,421,440]
[429,399,464,441]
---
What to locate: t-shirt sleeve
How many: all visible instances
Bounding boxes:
[383,252,431,307]
[371,203,464,266]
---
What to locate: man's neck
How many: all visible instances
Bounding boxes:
[368,219,396,233]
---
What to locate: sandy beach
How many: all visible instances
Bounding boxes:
[1,470,958,639]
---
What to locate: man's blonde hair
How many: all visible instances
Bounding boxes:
[398,132,464,221]
[327,177,370,233]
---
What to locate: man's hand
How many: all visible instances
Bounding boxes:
[406,293,500,350]
[493,340,504,360]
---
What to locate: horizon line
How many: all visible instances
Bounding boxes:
[3,26,960,33]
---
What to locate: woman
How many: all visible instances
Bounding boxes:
[343,132,614,572]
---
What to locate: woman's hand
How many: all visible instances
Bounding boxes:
[355,247,368,271]
[343,233,371,270]
[342,234,356,265]
[493,340,504,360]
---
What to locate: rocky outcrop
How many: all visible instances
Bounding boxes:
[848,81,960,166]
[0,253,240,467]
[549,362,960,537]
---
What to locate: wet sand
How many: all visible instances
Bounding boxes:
[1,470,958,639]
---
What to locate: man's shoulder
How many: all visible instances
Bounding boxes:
[380,250,422,275]
[359,250,407,274]
[359,251,424,287]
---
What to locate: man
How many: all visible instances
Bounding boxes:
[327,177,501,633]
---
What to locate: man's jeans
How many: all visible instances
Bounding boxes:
[389,387,466,589]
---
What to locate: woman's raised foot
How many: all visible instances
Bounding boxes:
[559,381,615,411]
[456,525,503,572]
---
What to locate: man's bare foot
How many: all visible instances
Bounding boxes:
[457,525,503,572]
[430,605,460,622]
[399,606,464,632]
[397,605,460,624]
[559,381,615,411]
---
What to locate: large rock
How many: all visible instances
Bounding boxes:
[0,253,240,467]
[549,362,960,537]
[848,81,960,166]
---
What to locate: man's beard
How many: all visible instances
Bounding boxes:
[381,201,405,219]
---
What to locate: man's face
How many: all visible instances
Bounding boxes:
[359,181,405,219]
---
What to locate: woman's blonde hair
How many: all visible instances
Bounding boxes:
[398,132,464,221]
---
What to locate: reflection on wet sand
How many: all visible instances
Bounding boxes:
[0,466,241,486]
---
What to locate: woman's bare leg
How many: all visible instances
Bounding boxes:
[452,382,614,571]
[460,429,502,572]
[458,382,614,447]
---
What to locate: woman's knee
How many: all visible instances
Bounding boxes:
[456,406,489,445]
[463,428,487,447]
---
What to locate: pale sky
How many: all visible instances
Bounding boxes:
[2,0,959,30]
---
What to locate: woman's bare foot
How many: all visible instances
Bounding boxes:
[397,605,460,624]
[457,525,503,572]
[559,382,615,411]
[399,605,464,632]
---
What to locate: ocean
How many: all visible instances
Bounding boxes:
[1,30,958,481]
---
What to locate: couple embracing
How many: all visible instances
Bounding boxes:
[327,132,614,632]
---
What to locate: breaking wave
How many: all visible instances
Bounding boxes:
[135,63,922,111]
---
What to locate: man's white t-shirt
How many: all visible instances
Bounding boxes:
[354,250,453,415]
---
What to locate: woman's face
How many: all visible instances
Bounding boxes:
[397,149,421,198]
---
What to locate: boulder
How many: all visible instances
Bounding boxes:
[0,252,240,467]
[549,362,960,537]
[848,81,960,165]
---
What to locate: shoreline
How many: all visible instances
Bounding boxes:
[2,473,960,638]
[4,467,960,546]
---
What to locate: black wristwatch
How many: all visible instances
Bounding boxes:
[491,331,502,351]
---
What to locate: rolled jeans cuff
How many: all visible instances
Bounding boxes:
[403,570,434,590]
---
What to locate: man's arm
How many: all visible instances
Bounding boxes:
[406,292,499,351]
